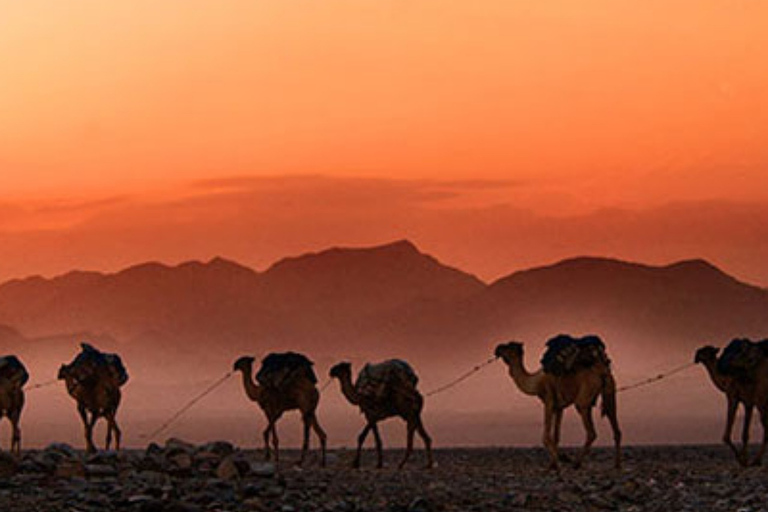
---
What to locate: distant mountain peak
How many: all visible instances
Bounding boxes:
[376,239,420,253]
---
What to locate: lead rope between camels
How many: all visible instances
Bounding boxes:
[616,361,696,393]
[425,356,499,397]
[25,379,58,392]
[140,371,235,442]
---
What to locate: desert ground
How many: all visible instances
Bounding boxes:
[0,442,766,512]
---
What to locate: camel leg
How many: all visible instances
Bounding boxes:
[553,409,571,463]
[106,419,112,451]
[372,423,384,469]
[271,423,280,464]
[9,413,21,457]
[106,413,121,451]
[415,419,434,469]
[723,397,742,465]
[601,375,622,469]
[543,405,559,471]
[353,424,372,469]
[262,424,272,461]
[750,408,768,467]
[740,404,754,466]
[12,418,21,457]
[606,404,622,469]
[574,406,597,469]
[78,405,97,453]
[309,414,328,468]
[299,413,312,467]
[399,420,416,470]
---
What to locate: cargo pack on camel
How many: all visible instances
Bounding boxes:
[256,352,318,390]
[717,338,768,380]
[540,334,611,376]
[68,343,129,387]
[357,359,419,400]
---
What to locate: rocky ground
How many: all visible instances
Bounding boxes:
[0,442,766,511]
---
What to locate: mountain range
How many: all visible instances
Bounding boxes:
[1,239,766,372]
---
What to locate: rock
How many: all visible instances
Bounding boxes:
[0,452,16,477]
[557,490,582,504]
[55,459,86,478]
[198,441,235,457]
[165,438,195,453]
[250,462,277,478]
[167,451,193,471]
[503,491,529,507]
[45,443,76,457]
[216,456,241,480]
[407,497,434,512]
[260,485,284,499]
[85,463,118,478]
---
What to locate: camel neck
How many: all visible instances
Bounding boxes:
[702,360,730,393]
[238,366,263,403]
[336,374,360,406]
[506,356,541,397]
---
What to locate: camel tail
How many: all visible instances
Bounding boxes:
[600,373,617,418]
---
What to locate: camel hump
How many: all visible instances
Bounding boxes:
[541,334,610,376]
[105,353,129,386]
[357,359,419,398]
[0,355,29,387]
[256,351,318,389]
[69,343,129,387]
[717,338,767,378]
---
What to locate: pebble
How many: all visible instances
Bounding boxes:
[1,445,767,511]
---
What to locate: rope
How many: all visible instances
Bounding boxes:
[425,356,498,397]
[319,378,334,393]
[25,379,58,392]
[617,362,695,393]
[139,371,234,441]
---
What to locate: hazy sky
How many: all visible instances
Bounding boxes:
[1,1,767,282]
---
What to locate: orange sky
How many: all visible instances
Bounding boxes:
[1,1,767,282]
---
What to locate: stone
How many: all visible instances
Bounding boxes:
[250,462,277,478]
[85,463,118,478]
[55,460,86,478]
[0,452,16,477]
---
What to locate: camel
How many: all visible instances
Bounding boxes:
[59,344,128,453]
[695,344,768,466]
[233,353,327,467]
[494,340,622,471]
[329,360,433,469]
[0,356,28,455]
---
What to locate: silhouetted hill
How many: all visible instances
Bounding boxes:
[475,256,768,353]
[261,239,484,314]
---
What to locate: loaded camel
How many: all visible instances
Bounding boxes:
[58,343,128,453]
[0,356,29,455]
[494,336,622,471]
[695,340,768,466]
[233,352,327,467]
[329,359,433,469]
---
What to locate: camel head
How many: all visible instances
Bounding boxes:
[694,345,719,365]
[329,362,352,380]
[57,364,71,381]
[494,341,523,363]
[233,356,255,373]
